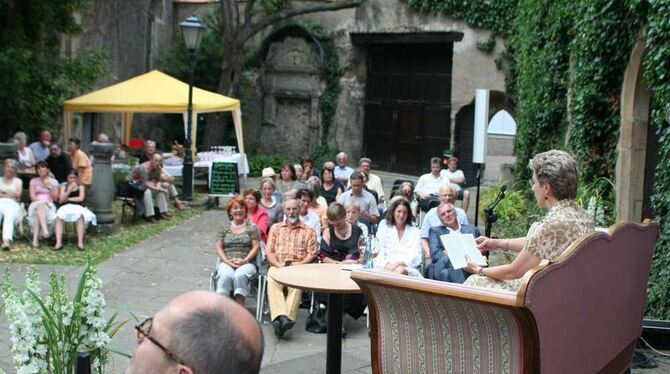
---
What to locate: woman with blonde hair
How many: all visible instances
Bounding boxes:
[464,149,594,291]
[0,159,23,250]
[14,131,35,170]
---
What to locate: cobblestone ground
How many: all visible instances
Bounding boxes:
[0,172,666,373]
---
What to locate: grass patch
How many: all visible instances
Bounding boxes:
[0,202,205,266]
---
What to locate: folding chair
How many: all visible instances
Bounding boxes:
[117,181,139,223]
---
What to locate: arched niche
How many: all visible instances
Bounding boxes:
[616,33,652,222]
[258,26,325,159]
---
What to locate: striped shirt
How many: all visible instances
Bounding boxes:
[266,221,317,263]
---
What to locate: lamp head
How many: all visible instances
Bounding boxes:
[179,15,204,51]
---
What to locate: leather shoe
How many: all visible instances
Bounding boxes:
[272,317,285,338]
[160,212,172,219]
[145,216,158,224]
[280,315,295,331]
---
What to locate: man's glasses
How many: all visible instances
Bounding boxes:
[135,317,187,366]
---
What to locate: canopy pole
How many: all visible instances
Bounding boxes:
[64,111,73,141]
[232,109,246,181]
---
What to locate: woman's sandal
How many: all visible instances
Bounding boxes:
[52,245,63,251]
[77,245,85,251]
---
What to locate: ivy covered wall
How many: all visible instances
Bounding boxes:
[407,0,670,319]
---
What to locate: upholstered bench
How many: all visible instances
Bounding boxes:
[351,221,658,374]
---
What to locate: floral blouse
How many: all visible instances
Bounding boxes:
[465,199,594,291]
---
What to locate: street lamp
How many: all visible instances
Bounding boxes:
[179,15,204,201]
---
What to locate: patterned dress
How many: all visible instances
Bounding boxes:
[465,199,594,291]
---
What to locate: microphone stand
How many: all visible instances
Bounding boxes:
[483,186,506,257]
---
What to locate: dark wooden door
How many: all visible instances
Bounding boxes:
[363,43,453,174]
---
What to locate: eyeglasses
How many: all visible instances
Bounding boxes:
[135,317,186,366]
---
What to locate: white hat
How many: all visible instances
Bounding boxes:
[261,167,275,178]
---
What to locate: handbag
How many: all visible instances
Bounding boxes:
[305,304,327,334]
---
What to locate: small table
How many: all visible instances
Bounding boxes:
[271,263,362,374]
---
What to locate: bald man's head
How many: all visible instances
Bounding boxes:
[129,291,263,374]
[438,184,456,204]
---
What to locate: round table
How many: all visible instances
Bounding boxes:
[271,263,363,374]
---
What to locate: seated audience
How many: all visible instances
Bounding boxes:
[345,201,369,238]
[67,137,93,187]
[295,188,321,244]
[45,143,72,183]
[138,140,157,164]
[53,170,96,251]
[301,158,319,180]
[215,196,260,306]
[259,178,283,225]
[305,177,327,229]
[130,154,169,223]
[464,150,594,291]
[265,199,317,338]
[338,172,379,224]
[276,164,303,197]
[243,188,268,243]
[374,199,422,277]
[0,160,23,250]
[293,164,304,182]
[14,132,35,171]
[441,156,470,211]
[427,202,480,283]
[334,152,354,185]
[141,154,187,211]
[320,166,344,206]
[357,157,385,204]
[127,291,263,374]
[420,185,469,260]
[359,171,379,205]
[163,142,184,166]
[394,181,418,217]
[415,157,450,211]
[29,130,52,163]
[28,161,59,247]
[319,202,366,319]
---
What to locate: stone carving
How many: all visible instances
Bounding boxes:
[261,36,323,157]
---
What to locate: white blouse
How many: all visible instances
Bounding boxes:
[374,223,422,270]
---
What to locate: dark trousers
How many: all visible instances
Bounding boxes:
[419,195,440,212]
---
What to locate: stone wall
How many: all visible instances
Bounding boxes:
[247,0,507,163]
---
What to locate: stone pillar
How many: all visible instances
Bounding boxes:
[0,143,18,175]
[90,142,116,233]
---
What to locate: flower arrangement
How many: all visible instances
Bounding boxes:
[2,264,125,373]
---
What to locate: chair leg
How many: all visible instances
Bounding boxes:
[256,275,267,323]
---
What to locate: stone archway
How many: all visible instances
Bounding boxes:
[616,33,652,222]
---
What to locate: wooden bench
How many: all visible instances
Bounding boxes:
[351,221,658,374]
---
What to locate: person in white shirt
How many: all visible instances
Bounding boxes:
[357,157,385,204]
[0,160,23,250]
[374,198,422,277]
[338,172,379,224]
[14,132,35,170]
[334,152,354,185]
[415,157,449,211]
[420,184,469,260]
[441,156,470,211]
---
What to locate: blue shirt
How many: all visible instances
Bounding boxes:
[420,206,469,239]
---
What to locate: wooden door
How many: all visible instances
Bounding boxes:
[363,43,453,174]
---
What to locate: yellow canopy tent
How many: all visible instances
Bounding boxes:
[63,70,245,158]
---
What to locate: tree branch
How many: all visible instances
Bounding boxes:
[244,0,258,26]
[243,0,362,42]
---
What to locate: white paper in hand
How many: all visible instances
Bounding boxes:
[440,233,487,269]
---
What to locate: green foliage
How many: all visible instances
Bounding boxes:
[479,185,541,239]
[575,177,616,227]
[310,145,338,170]
[643,0,670,320]
[405,0,517,37]
[0,0,109,140]
[568,1,642,185]
[247,154,291,177]
[476,38,496,53]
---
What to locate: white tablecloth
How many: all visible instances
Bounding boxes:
[164,153,249,184]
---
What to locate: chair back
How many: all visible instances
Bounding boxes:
[520,221,659,374]
[117,181,133,198]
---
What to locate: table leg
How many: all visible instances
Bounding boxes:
[327,293,343,374]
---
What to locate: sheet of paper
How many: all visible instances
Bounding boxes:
[440,233,488,270]
[340,264,364,271]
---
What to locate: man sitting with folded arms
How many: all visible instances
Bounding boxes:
[132,153,171,223]
[442,156,471,212]
[141,149,187,211]
[428,202,480,283]
[266,199,317,338]
[415,157,449,212]
[338,171,380,225]
[420,184,468,262]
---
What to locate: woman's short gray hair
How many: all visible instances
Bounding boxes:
[4,158,18,171]
[529,149,578,200]
[13,132,27,142]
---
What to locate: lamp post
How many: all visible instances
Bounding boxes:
[179,15,204,201]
